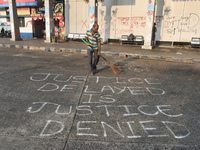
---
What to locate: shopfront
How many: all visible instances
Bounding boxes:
[31,1,65,40]
[0,0,40,38]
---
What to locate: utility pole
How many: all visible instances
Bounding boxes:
[9,0,22,41]
[64,0,70,36]
[89,0,95,28]
[142,0,156,49]
[95,0,98,24]
[44,0,54,43]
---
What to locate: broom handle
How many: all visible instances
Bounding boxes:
[88,45,108,62]
[81,38,108,62]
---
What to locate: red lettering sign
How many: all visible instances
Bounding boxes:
[0,0,35,4]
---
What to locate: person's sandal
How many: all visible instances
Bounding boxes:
[91,72,94,76]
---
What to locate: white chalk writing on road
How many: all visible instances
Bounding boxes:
[26,73,190,139]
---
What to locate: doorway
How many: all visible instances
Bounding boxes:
[33,19,45,38]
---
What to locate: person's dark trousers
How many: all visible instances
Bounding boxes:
[87,49,100,72]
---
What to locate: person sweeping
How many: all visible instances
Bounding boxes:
[85,23,101,76]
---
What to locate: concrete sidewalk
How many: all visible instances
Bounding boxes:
[0,38,200,63]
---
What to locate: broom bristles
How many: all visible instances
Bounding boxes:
[108,62,120,75]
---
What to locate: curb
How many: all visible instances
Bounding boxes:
[0,43,200,64]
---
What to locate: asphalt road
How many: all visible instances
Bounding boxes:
[0,47,200,150]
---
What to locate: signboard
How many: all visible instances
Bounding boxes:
[0,22,11,31]
[6,7,30,15]
[54,3,63,14]
[17,7,30,15]
[89,6,95,13]
[0,0,35,3]
[0,0,37,7]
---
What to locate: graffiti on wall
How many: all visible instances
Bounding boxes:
[164,6,171,16]
[147,3,154,16]
[79,3,199,40]
[81,20,88,31]
[97,16,162,36]
[172,0,200,1]
[164,13,199,35]
[96,14,199,38]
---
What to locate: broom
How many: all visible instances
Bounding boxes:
[81,38,120,75]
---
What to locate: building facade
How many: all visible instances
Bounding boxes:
[0,0,64,39]
[0,0,42,38]
[65,0,200,43]
[1,0,200,44]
